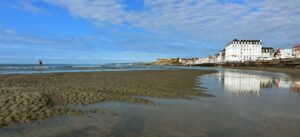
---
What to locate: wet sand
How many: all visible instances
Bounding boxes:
[0,70,213,127]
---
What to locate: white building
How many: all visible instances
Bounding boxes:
[225,39,262,62]
[260,47,274,60]
[216,49,225,63]
[274,48,293,59]
[199,57,210,64]
[179,58,197,65]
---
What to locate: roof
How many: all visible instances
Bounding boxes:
[232,39,261,42]
[262,47,274,49]
[226,39,262,47]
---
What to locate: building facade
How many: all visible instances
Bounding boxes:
[216,49,225,62]
[260,47,274,60]
[293,44,300,58]
[178,58,197,65]
[225,39,262,62]
[274,48,293,59]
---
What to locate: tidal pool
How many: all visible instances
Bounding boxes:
[0,68,299,137]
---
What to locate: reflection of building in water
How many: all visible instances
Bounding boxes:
[219,71,273,96]
[291,82,300,94]
[221,72,261,95]
[217,71,300,95]
[260,77,273,88]
[274,79,292,89]
[273,78,300,94]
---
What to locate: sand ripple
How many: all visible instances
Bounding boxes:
[0,70,213,127]
[0,91,67,127]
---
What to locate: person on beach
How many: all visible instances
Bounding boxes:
[39,59,43,66]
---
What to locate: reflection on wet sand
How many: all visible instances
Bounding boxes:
[0,69,300,137]
[217,71,300,95]
[291,82,300,94]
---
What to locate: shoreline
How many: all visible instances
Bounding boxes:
[223,67,300,78]
[0,69,214,127]
[3,66,299,78]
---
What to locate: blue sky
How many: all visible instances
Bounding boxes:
[0,0,299,64]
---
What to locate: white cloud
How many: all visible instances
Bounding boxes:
[45,0,125,25]
[0,31,87,48]
[1,29,16,34]
[0,0,46,13]
[43,0,300,48]
[19,1,45,13]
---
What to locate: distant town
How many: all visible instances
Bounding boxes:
[155,39,300,66]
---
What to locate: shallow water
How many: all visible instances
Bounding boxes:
[0,68,299,137]
[0,64,185,74]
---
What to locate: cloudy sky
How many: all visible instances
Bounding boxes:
[0,0,299,64]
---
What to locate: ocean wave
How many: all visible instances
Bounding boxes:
[0,65,72,70]
[0,63,171,74]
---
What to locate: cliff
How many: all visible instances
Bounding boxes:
[154,58,182,65]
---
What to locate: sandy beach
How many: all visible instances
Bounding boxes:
[0,69,213,127]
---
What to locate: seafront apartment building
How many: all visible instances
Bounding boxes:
[261,47,274,60]
[225,39,262,62]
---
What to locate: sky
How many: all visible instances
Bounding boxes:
[0,0,299,64]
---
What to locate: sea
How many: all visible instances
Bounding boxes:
[0,63,189,74]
